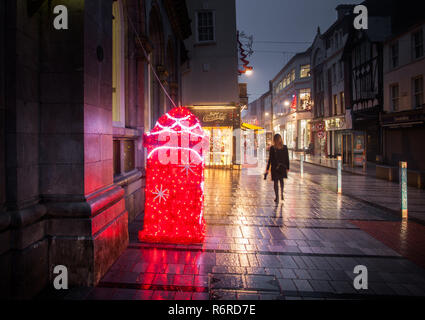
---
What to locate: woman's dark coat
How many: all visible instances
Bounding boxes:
[267,145,290,181]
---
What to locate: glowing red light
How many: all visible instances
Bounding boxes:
[139,107,209,244]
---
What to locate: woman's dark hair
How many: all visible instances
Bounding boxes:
[273,134,283,150]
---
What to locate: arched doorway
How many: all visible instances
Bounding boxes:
[148,5,165,126]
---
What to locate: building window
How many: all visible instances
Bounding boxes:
[197,11,215,42]
[299,89,311,110]
[413,76,424,108]
[390,41,399,68]
[413,29,424,59]
[340,92,345,114]
[113,140,136,177]
[113,140,121,176]
[390,84,399,111]
[123,140,135,172]
[291,69,296,81]
[112,0,126,127]
[300,64,311,78]
[333,95,338,116]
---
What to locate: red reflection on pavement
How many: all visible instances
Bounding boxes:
[351,220,425,269]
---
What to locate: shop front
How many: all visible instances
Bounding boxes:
[286,120,297,151]
[298,119,312,151]
[312,120,326,158]
[324,113,353,162]
[381,108,425,171]
[189,106,241,168]
[241,123,266,166]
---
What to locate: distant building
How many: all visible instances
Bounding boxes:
[241,90,272,165]
[182,0,240,168]
[243,90,272,131]
[271,49,313,152]
[381,21,425,171]
[310,27,327,158]
[320,5,354,161]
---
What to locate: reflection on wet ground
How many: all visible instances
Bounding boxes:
[88,166,425,300]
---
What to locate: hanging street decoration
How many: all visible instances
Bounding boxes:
[290,94,297,110]
[139,107,210,244]
[237,31,254,75]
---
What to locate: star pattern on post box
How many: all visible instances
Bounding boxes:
[152,185,169,204]
[179,163,197,176]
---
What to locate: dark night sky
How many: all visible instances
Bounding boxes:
[236,0,363,102]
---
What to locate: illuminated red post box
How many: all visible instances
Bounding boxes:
[139,107,209,244]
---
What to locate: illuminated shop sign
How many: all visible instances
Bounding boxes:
[190,108,240,128]
[325,117,346,131]
[203,112,227,122]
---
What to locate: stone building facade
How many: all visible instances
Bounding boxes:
[182,0,241,168]
[271,49,313,152]
[1,0,191,299]
[382,21,425,172]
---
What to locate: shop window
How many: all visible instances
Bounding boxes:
[390,84,399,111]
[412,29,424,60]
[204,127,233,166]
[123,140,135,172]
[113,140,136,177]
[413,76,424,108]
[300,65,311,78]
[333,95,338,116]
[390,41,399,68]
[113,140,121,176]
[299,89,311,110]
[340,92,345,114]
[197,11,215,43]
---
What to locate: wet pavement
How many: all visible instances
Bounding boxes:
[86,164,425,300]
[291,160,425,223]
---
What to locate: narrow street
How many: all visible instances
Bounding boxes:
[87,163,425,300]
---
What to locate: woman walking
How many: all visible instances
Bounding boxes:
[265,134,290,203]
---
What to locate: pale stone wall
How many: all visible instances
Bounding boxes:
[182,0,239,106]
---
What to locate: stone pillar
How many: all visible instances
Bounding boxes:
[0,0,9,298]
[39,0,128,287]
[1,0,129,298]
[2,0,47,299]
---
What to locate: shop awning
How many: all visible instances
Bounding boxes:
[241,123,264,131]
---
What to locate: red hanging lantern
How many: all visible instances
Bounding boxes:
[139,107,209,244]
[290,94,297,110]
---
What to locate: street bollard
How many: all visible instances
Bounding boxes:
[400,161,408,220]
[300,154,304,178]
[337,156,342,194]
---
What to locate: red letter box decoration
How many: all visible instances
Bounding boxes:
[139,107,209,244]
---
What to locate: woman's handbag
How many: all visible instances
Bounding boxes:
[275,162,286,175]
